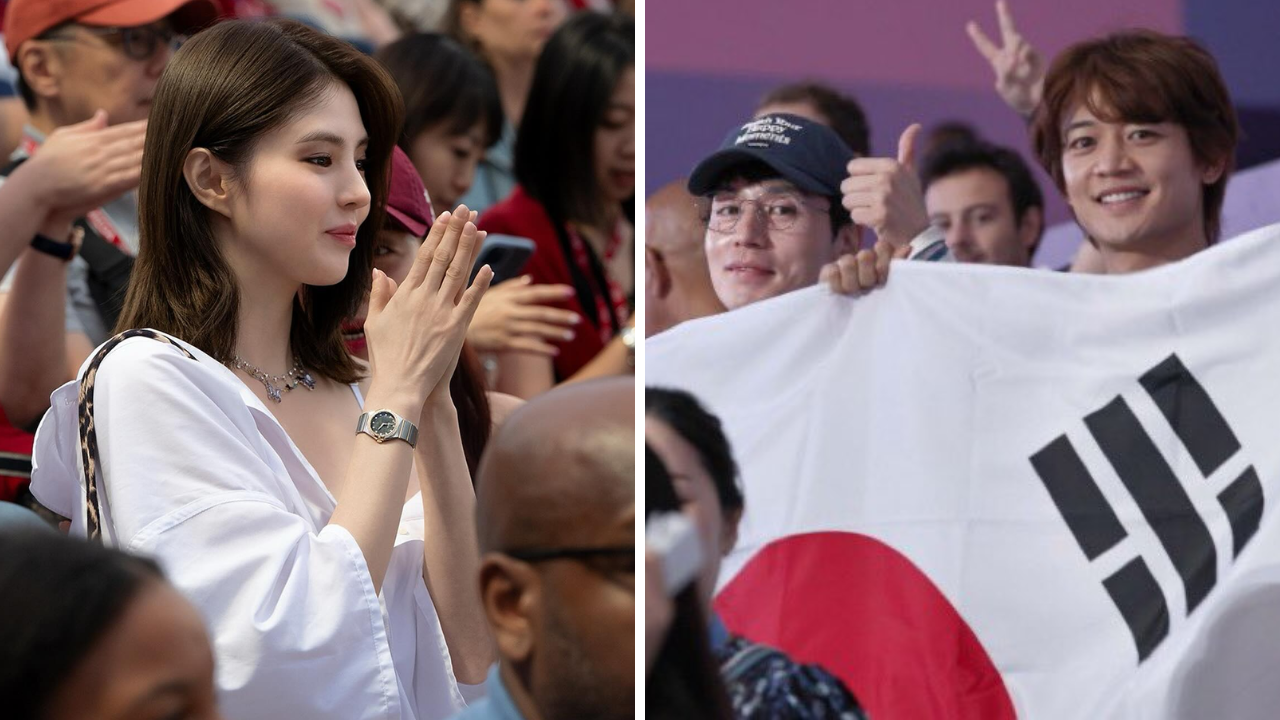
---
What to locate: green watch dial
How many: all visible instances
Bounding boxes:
[370,411,397,437]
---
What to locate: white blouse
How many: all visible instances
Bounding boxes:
[31,332,480,719]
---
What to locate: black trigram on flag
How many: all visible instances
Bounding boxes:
[1030,354,1264,661]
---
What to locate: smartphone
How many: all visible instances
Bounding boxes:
[646,512,704,597]
[472,234,535,284]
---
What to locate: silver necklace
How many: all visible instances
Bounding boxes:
[231,355,316,403]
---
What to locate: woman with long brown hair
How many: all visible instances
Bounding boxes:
[31,18,495,719]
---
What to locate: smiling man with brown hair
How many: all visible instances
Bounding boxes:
[1029,30,1239,275]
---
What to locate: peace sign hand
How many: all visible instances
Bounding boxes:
[967,0,1044,117]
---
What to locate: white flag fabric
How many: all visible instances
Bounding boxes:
[646,222,1280,720]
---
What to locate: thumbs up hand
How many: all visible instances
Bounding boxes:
[840,123,930,251]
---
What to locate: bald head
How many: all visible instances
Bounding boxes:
[476,377,635,553]
[475,379,636,720]
[646,181,705,256]
[645,180,725,337]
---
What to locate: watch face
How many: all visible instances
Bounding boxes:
[370,411,397,438]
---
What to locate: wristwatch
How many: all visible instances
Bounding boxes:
[356,409,419,447]
[30,226,84,261]
[620,325,636,369]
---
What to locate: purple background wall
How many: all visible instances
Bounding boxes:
[647,0,1280,262]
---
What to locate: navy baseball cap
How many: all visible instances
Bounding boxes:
[687,114,854,197]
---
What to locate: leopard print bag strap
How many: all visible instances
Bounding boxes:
[78,329,197,543]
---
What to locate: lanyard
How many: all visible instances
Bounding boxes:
[565,223,628,345]
[19,133,132,256]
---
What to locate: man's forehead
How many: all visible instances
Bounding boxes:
[541,500,634,548]
[928,167,1013,203]
[1060,90,1175,134]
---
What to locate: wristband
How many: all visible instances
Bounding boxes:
[30,227,82,261]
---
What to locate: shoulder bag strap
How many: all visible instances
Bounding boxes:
[79,329,197,543]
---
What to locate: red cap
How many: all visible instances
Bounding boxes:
[385,146,435,239]
[5,0,220,63]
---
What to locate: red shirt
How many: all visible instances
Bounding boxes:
[0,404,33,502]
[479,186,628,380]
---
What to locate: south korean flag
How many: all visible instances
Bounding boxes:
[647,222,1280,720]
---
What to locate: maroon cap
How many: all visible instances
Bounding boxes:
[385,146,434,239]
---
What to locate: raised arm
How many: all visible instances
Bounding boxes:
[333,207,493,593]
[967,0,1046,118]
[0,112,143,279]
[0,220,82,430]
[404,209,500,683]
[827,124,939,294]
[0,112,144,427]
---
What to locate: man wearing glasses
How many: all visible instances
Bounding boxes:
[688,113,945,311]
[8,0,212,130]
[460,377,634,720]
[0,0,215,438]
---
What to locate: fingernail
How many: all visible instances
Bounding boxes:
[439,211,451,222]
[560,286,575,297]
[569,313,581,324]
[563,330,575,340]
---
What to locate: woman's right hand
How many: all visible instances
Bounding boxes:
[466,276,580,356]
[363,205,494,405]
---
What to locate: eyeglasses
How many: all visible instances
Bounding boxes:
[44,23,186,61]
[703,193,829,234]
[505,546,635,587]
